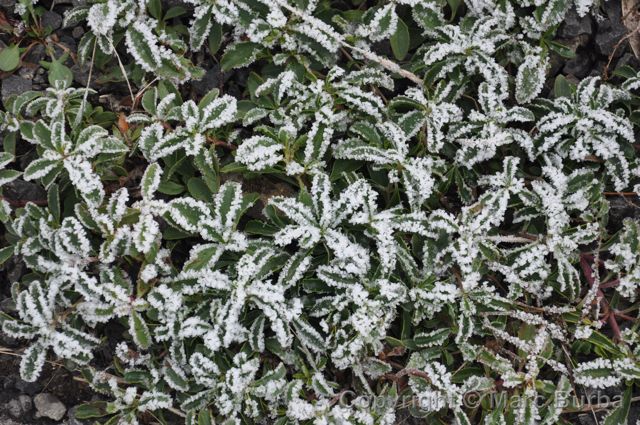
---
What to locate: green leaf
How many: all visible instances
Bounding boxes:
[0,245,14,266]
[220,42,263,71]
[126,24,161,71]
[48,183,60,223]
[198,409,212,425]
[157,180,185,195]
[0,44,20,72]
[187,177,212,201]
[164,6,186,20]
[166,198,209,232]
[147,0,162,19]
[0,169,21,186]
[141,162,163,200]
[603,385,631,425]
[164,363,189,392]
[545,39,576,59]
[516,54,546,104]
[413,329,450,348]
[47,57,73,87]
[19,342,47,382]
[75,401,109,419]
[447,0,462,19]
[208,22,223,55]
[189,6,212,51]
[390,18,410,61]
[23,158,61,181]
[184,244,222,270]
[249,315,265,352]
[129,310,152,349]
[292,317,324,353]
[330,159,362,181]
[553,74,573,99]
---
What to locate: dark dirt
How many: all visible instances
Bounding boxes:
[0,354,94,424]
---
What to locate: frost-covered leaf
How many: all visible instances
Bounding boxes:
[516,53,547,104]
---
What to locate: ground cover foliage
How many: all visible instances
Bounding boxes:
[1,0,640,424]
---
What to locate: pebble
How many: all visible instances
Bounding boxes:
[0,0,16,9]
[1,76,32,104]
[595,0,628,57]
[558,8,593,39]
[72,26,85,39]
[41,10,63,31]
[563,51,593,78]
[6,395,32,419]
[14,379,42,397]
[34,393,67,421]
[0,298,16,314]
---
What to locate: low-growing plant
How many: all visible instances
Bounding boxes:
[2,0,640,424]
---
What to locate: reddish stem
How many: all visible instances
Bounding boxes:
[599,279,620,289]
[581,254,622,341]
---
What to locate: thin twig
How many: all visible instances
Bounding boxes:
[75,37,97,128]
[109,40,135,104]
[273,0,424,87]
[603,24,640,80]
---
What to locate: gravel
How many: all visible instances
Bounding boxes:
[595,0,628,57]
[34,393,67,422]
[41,11,63,31]
[1,76,32,105]
[6,396,32,419]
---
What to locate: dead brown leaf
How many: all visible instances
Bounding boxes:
[622,0,640,58]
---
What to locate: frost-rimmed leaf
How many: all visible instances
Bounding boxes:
[20,342,47,383]
[220,42,263,71]
[516,53,547,104]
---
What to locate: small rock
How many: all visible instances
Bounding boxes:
[0,298,16,314]
[4,180,47,205]
[6,258,25,283]
[563,51,593,78]
[41,10,62,31]
[589,60,606,77]
[7,395,33,418]
[595,0,628,57]
[58,35,77,54]
[17,395,31,414]
[72,26,85,39]
[0,0,16,9]
[547,52,566,77]
[14,379,42,396]
[24,44,46,64]
[558,8,594,39]
[1,76,32,104]
[608,196,640,232]
[18,66,36,81]
[71,63,98,88]
[556,34,590,52]
[1,375,15,390]
[578,413,597,425]
[34,393,66,421]
[615,52,640,71]
[6,399,23,419]
[0,413,24,425]
[0,329,19,347]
